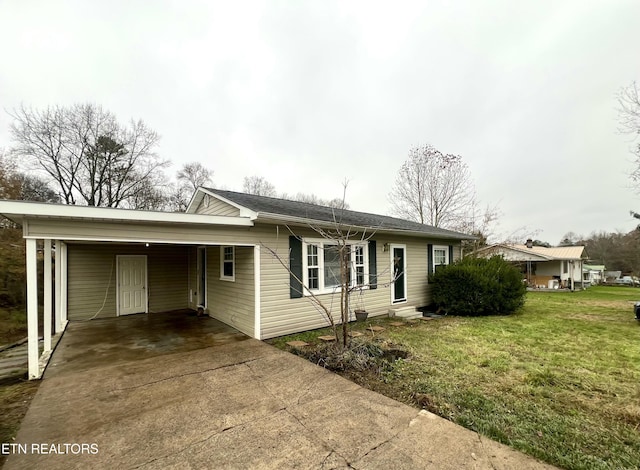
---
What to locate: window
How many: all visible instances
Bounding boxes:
[307,244,319,289]
[432,245,450,272]
[323,245,341,288]
[220,246,235,281]
[354,245,365,286]
[301,239,369,294]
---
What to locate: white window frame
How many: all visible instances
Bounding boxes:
[432,245,450,271]
[301,239,369,295]
[220,246,235,282]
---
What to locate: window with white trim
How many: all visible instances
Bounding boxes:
[433,245,450,272]
[302,240,369,294]
[354,245,365,286]
[307,244,319,289]
[220,246,235,281]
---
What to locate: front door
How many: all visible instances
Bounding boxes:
[117,255,147,315]
[391,245,406,303]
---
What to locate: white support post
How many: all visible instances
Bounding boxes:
[26,238,40,380]
[54,239,62,333]
[43,239,52,352]
[60,242,68,325]
[254,245,261,340]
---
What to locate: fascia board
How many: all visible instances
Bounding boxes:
[0,200,254,226]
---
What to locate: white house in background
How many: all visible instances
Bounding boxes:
[475,239,588,289]
[0,187,474,380]
[583,264,606,287]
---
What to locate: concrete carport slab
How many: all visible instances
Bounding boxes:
[5,314,556,469]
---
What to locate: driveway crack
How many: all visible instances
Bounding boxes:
[110,358,260,392]
[477,434,497,470]
[131,407,288,469]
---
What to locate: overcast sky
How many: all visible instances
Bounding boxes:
[1,0,639,244]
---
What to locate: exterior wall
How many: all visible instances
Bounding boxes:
[206,246,255,337]
[44,217,462,339]
[536,260,561,277]
[255,222,462,339]
[67,243,190,321]
[187,246,198,309]
[195,196,241,216]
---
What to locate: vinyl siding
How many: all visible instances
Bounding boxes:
[206,246,255,337]
[187,246,198,309]
[25,219,259,245]
[67,244,190,321]
[256,224,462,339]
[48,217,461,338]
[195,196,241,216]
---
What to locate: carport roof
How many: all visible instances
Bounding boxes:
[0,199,254,227]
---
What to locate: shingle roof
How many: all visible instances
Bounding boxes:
[205,188,473,240]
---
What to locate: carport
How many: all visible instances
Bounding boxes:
[0,200,260,379]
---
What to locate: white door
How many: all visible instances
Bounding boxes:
[117,255,147,315]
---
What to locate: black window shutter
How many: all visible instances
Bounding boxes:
[368,240,377,289]
[427,244,434,274]
[448,245,454,264]
[289,236,303,298]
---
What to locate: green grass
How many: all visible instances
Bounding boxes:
[271,286,640,470]
[0,307,27,345]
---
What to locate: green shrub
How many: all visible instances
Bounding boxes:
[431,255,526,315]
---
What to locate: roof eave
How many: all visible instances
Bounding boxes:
[255,212,474,240]
[0,200,254,227]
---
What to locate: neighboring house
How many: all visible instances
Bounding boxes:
[604,271,622,282]
[0,187,473,379]
[475,239,588,289]
[583,264,606,287]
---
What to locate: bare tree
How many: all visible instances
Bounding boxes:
[389,144,475,229]
[178,162,213,191]
[262,185,394,346]
[8,103,168,209]
[618,82,640,190]
[279,191,351,209]
[243,175,277,197]
[0,151,58,203]
[167,162,214,211]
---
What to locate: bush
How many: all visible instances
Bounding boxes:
[431,255,526,315]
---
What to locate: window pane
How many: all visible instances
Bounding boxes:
[224,247,234,261]
[355,246,364,264]
[308,268,318,289]
[324,245,341,288]
[356,266,365,286]
[307,244,318,267]
[223,261,233,277]
[434,249,446,265]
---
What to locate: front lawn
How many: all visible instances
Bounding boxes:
[270,286,640,470]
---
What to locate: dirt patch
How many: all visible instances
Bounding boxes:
[0,375,40,467]
[290,338,409,376]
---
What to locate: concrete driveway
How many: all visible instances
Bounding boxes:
[5,312,556,469]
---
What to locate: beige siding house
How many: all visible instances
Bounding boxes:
[475,240,587,289]
[0,188,472,379]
